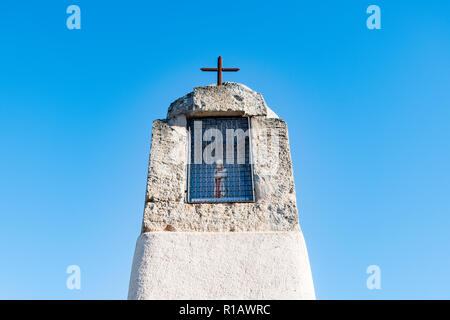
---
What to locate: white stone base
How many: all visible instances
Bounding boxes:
[128,232,315,300]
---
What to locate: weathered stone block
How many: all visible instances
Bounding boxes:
[145,118,187,202]
[142,114,300,232]
[142,200,299,232]
[167,82,268,119]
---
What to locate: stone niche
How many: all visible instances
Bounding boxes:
[141,82,300,233]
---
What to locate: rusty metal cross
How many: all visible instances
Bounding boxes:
[200,56,239,86]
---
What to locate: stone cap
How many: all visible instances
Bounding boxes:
[167,82,278,119]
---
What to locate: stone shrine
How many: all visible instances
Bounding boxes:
[128,81,315,299]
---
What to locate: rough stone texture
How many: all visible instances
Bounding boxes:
[128,231,315,300]
[167,82,271,119]
[142,115,300,232]
[143,201,299,232]
[145,117,187,203]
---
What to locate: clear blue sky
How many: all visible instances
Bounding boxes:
[0,0,449,299]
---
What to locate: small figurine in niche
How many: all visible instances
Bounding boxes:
[214,160,227,198]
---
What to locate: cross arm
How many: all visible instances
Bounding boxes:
[222,68,240,72]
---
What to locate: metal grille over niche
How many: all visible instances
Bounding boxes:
[187,117,255,203]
